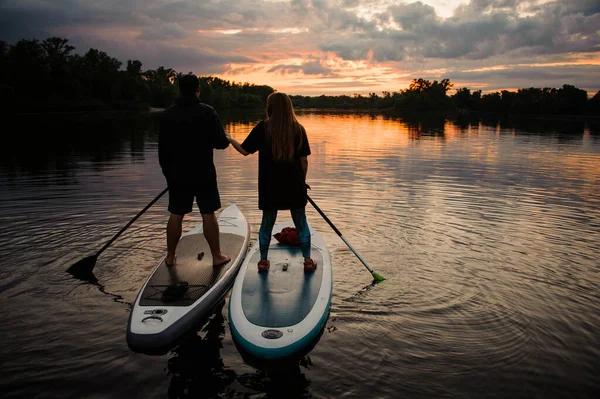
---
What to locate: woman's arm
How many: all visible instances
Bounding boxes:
[226,133,250,156]
[300,156,308,179]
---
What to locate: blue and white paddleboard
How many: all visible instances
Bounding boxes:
[127,204,250,355]
[228,221,332,360]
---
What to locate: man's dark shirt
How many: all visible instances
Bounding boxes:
[158,96,229,188]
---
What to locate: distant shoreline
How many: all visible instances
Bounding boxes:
[6,108,156,117]
[5,107,600,123]
[294,107,600,122]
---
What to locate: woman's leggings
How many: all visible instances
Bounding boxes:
[259,208,311,260]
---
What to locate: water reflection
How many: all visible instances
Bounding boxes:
[167,301,312,399]
[86,273,132,307]
[166,301,235,399]
[0,112,156,180]
[236,362,311,399]
[588,121,600,136]
[165,299,316,399]
[1,110,596,177]
[1,110,599,399]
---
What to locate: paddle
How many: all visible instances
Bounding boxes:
[306,188,386,283]
[67,187,169,279]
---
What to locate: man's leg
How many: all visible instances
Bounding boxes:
[166,185,193,267]
[202,212,231,267]
[166,213,184,266]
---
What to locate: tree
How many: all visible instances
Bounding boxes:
[41,37,74,62]
[500,90,516,113]
[5,39,49,105]
[587,90,600,116]
[453,87,472,109]
[409,78,432,93]
[481,92,502,112]
[556,84,588,115]
[0,40,7,58]
[126,60,143,77]
[143,67,178,107]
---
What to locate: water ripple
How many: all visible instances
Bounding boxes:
[1,113,600,399]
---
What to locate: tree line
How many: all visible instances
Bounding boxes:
[1,36,598,117]
[291,78,600,116]
[0,37,274,113]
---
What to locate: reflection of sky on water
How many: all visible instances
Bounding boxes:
[1,111,600,399]
[224,113,600,296]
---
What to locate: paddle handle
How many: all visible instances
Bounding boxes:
[306,194,375,274]
[306,195,341,236]
[339,235,375,274]
[96,187,169,256]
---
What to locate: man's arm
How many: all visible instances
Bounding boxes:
[158,113,171,176]
[211,110,230,150]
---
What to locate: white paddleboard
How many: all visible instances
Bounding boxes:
[127,204,250,355]
[228,221,332,360]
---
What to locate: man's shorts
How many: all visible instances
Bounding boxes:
[168,184,221,215]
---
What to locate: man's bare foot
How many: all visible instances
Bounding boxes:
[165,255,176,267]
[213,254,231,267]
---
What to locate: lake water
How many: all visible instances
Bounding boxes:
[1,111,599,398]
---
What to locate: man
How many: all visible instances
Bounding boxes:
[158,74,230,267]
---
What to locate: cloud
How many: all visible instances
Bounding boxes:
[0,0,145,39]
[445,64,600,92]
[0,0,598,95]
[65,34,256,74]
[303,80,382,88]
[137,22,188,41]
[268,60,334,76]
[319,40,376,61]
[314,0,599,63]
[4,1,598,63]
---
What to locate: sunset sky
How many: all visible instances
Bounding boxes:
[1,0,599,96]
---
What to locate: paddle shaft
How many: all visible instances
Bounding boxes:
[95,187,168,257]
[306,195,375,274]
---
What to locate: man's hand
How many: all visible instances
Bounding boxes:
[227,134,250,156]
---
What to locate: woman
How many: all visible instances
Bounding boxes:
[227,92,316,272]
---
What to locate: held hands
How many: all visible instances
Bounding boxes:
[227,134,240,146]
[226,133,250,156]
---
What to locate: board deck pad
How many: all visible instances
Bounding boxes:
[241,245,324,327]
[140,232,245,307]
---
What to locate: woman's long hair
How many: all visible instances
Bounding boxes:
[265,92,305,161]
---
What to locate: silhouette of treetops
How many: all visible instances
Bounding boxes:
[195,75,274,110]
[451,85,596,116]
[0,37,274,113]
[1,37,596,117]
[291,79,599,117]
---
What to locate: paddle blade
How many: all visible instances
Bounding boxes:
[66,254,98,279]
[371,271,386,283]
